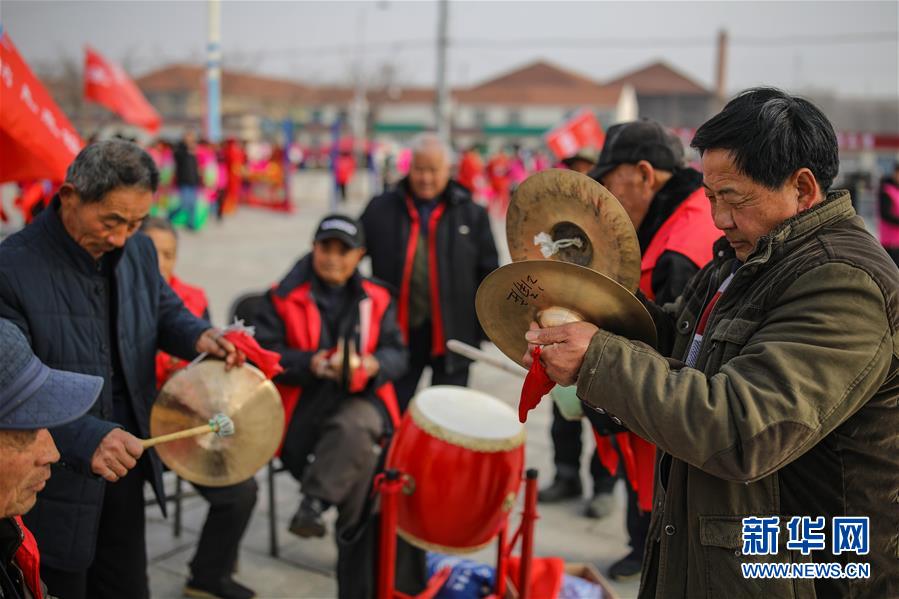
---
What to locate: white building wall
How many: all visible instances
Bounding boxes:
[377,103,433,125]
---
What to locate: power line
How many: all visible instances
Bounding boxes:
[233,31,896,57]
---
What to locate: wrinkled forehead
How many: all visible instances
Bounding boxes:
[94,186,154,217]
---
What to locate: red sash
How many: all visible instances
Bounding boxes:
[398,196,447,357]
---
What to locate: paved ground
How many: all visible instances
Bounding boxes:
[137,173,641,598]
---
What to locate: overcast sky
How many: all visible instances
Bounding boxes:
[3,1,898,98]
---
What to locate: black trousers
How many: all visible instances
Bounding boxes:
[189,478,258,585]
[625,479,650,556]
[394,323,469,413]
[549,402,616,494]
[41,467,148,599]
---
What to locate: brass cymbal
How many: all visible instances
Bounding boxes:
[151,361,284,487]
[475,260,657,368]
[506,169,641,291]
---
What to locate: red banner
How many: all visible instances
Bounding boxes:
[84,46,161,133]
[545,109,605,160]
[0,32,84,183]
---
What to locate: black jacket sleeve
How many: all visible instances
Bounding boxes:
[651,250,701,305]
[371,298,408,386]
[254,291,315,387]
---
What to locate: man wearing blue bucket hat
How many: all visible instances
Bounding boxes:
[0,318,103,599]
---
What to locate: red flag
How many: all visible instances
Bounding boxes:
[545,109,605,160]
[84,46,161,133]
[0,32,84,183]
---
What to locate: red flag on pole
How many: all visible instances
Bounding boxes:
[0,31,84,183]
[84,46,161,133]
[545,109,605,160]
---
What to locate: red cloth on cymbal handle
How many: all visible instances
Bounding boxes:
[222,331,284,380]
[519,346,555,423]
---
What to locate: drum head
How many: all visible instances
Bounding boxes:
[413,386,523,442]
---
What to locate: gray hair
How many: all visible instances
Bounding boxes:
[409,132,453,164]
[65,139,159,203]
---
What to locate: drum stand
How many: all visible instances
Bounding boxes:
[376,468,540,599]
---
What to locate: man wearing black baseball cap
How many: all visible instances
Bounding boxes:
[0,318,103,599]
[584,119,720,580]
[254,213,408,596]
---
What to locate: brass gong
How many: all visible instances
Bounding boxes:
[150,361,284,487]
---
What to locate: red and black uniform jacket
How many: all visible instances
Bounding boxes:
[588,168,721,512]
[360,179,499,374]
[155,276,209,387]
[254,255,408,478]
[0,517,43,599]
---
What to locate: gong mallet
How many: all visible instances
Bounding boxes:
[141,413,235,449]
[446,339,527,378]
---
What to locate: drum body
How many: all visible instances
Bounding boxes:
[386,386,526,553]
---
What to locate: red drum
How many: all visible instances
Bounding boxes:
[386,385,526,553]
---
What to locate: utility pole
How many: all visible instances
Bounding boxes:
[435,0,450,144]
[206,0,222,142]
[714,29,728,104]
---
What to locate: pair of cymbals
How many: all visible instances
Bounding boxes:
[477,169,657,367]
[150,361,284,486]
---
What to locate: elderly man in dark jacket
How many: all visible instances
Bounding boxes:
[529,89,899,598]
[0,140,242,599]
[360,133,499,410]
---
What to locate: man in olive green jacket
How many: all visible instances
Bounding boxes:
[527,88,898,598]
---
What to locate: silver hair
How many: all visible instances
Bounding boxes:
[408,132,453,164]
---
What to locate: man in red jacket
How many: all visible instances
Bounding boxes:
[0,318,102,599]
[255,214,407,537]
[254,214,409,597]
[587,120,720,580]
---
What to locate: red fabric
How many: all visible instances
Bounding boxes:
[14,181,50,225]
[457,151,484,192]
[519,347,555,423]
[222,330,284,380]
[334,154,355,185]
[399,196,448,357]
[84,46,161,133]
[271,279,401,444]
[155,276,208,387]
[595,186,718,512]
[396,203,420,344]
[639,188,718,301]
[545,109,605,160]
[13,516,43,599]
[0,33,83,183]
[506,556,565,599]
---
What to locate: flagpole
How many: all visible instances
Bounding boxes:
[206,0,222,142]
[435,0,450,144]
